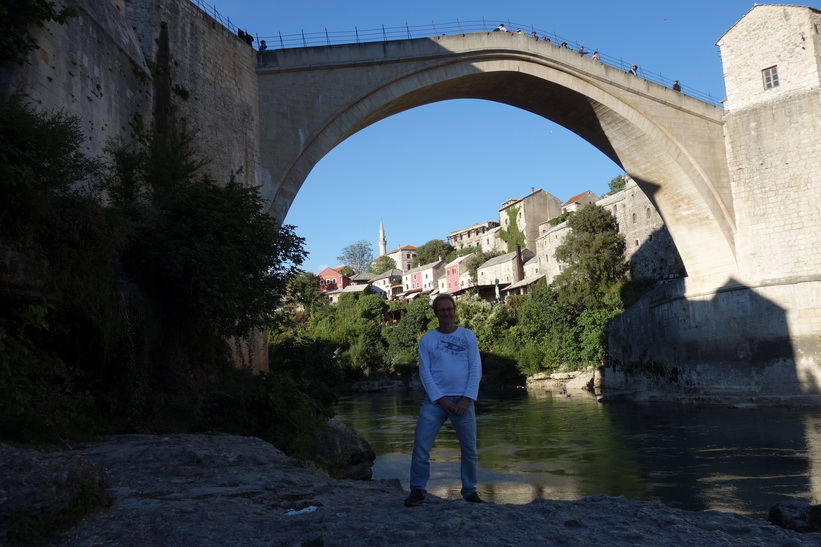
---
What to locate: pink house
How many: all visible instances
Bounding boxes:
[445,254,473,294]
[402,259,445,296]
[317,267,350,293]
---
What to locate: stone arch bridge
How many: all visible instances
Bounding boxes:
[257,32,734,290]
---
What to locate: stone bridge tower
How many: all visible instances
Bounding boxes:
[606,4,821,403]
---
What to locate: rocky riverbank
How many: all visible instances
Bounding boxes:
[2,434,819,546]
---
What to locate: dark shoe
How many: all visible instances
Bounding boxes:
[404,489,425,507]
[465,492,486,503]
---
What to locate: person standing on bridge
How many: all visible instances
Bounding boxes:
[404,294,484,506]
[673,80,682,92]
[629,64,638,76]
[494,23,508,32]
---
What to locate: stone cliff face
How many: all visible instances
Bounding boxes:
[6,0,260,193]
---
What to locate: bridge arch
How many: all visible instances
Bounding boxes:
[257,33,736,287]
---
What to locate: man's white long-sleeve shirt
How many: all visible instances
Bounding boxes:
[418,327,482,402]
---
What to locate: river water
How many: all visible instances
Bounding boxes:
[333,388,821,519]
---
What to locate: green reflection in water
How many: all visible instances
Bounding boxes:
[334,389,821,518]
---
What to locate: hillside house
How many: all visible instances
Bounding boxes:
[476,248,534,297]
[349,272,375,285]
[371,269,404,299]
[324,283,385,305]
[403,259,445,296]
[317,267,350,293]
[444,254,475,295]
[448,221,500,251]
[561,190,598,214]
[480,225,504,253]
[535,175,683,286]
[499,188,563,253]
[384,245,417,272]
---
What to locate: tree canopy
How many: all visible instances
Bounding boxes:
[607,174,626,195]
[412,239,454,267]
[1,95,313,447]
[465,249,504,284]
[286,271,323,309]
[337,240,373,274]
[553,204,626,311]
[0,0,76,65]
[370,255,397,275]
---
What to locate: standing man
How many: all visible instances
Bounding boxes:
[404,294,484,506]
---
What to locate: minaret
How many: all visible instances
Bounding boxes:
[378,219,387,257]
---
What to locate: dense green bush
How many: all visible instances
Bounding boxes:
[0,96,315,448]
[277,204,628,382]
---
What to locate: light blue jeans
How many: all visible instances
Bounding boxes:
[409,395,478,498]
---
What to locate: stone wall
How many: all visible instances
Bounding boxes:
[605,278,821,404]
[604,5,821,404]
[5,0,260,189]
[718,5,820,113]
[124,0,261,189]
[597,178,684,281]
[719,5,821,286]
[4,0,153,159]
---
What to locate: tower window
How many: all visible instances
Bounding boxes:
[762,66,779,89]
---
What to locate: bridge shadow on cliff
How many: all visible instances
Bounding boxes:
[609,273,815,399]
[604,267,821,515]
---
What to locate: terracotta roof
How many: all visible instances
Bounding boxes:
[562,190,596,207]
[387,245,417,253]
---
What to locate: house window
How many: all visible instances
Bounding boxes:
[646,207,651,218]
[632,213,637,224]
[762,66,779,89]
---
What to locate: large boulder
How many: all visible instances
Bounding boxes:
[312,419,375,480]
[0,443,112,544]
[769,499,821,533]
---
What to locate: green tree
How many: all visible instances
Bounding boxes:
[285,271,323,310]
[607,174,626,195]
[384,297,431,366]
[107,122,306,339]
[1,94,101,229]
[337,240,373,273]
[370,255,397,275]
[0,0,76,64]
[465,250,504,284]
[553,204,626,311]
[356,294,388,320]
[412,239,453,267]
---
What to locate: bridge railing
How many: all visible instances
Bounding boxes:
[188,1,723,107]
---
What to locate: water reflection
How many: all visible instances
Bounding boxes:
[333,389,821,518]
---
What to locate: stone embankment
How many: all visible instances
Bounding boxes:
[2,434,820,546]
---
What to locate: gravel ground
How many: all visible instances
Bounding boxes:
[54,434,819,546]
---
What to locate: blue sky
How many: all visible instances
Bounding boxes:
[214,0,801,274]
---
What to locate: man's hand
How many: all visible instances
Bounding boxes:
[436,397,458,414]
[437,397,473,415]
[454,397,473,416]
